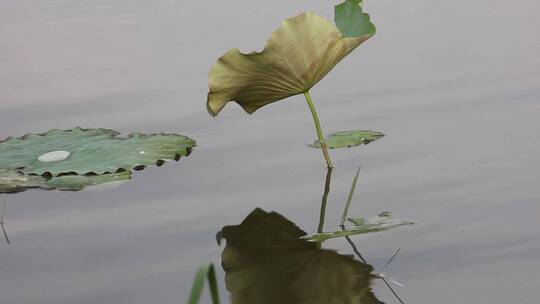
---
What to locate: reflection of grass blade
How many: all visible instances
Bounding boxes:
[379,247,401,274]
[340,165,361,227]
[1,200,9,244]
[188,263,220,304]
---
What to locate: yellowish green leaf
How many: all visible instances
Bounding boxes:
[207,7,375,116]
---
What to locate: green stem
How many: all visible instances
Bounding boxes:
[304,91,334,169]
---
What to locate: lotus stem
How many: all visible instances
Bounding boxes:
[303,91,334,168]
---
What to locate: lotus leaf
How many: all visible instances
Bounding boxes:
[206,0,375,116]
[303,212,414,243]
[0,128,195,176]
[310,130,384,149]
[219,208,383,304]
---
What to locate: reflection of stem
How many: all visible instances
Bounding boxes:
[304,91,333,169]
[317,167,333,233]
[382,277,405,304]
[344,236,366,264]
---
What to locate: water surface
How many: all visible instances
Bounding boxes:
[1,0,539,303]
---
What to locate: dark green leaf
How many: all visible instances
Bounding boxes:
[335,0,376,38]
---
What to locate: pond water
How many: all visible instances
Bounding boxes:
[1,0,539,303]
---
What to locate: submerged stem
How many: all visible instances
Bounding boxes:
[304,91,333,168]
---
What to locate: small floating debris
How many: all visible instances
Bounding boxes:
[38,151,71,162]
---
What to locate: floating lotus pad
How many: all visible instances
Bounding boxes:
[303,212,414,243]
[0,128,195,193]
[206,0,375,116]
[310,130,384,149]
[0,128,195,176]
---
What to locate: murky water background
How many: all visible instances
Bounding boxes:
[1,0,539,303]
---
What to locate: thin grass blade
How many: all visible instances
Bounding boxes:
[340,165,361,227]
[187,263,220,304]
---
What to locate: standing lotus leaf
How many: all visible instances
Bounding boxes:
[0,128,195,176]
[206,0,376,168]
[206,0,375,116]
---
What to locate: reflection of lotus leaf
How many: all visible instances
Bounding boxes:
[219,208,383,304]
[310,130,385,149]
[44,171,131,191]
[206,0,375,116]
[303,212,414,243]
[0,128,195,176]
[0,170,45,194]
[0,169,131,193]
